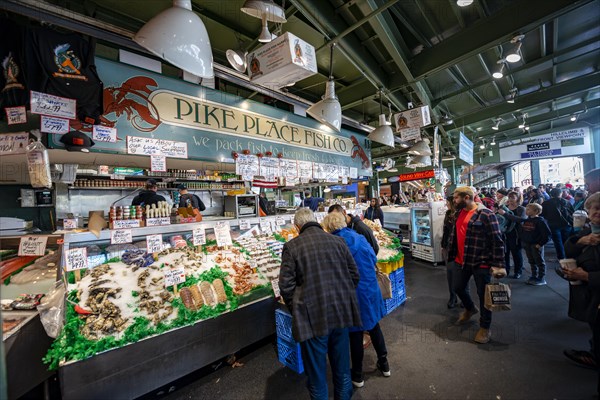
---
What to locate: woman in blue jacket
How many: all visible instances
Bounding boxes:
[322,212,389,388]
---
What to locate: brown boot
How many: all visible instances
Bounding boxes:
[455,307,479,325]
[474,328,491,344]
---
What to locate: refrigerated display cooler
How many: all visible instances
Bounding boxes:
[410,201,446,265]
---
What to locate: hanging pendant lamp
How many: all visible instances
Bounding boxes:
[307,44,342,132]
[367,90,395,147]
[408,155,432,167]
[241,0,286,43]
[134,0,214,78]
[408,138,432,156]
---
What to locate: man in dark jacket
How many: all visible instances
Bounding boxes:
[302,190,324,211]
[328,204,379,254]
[542,188,574,259]
[279,208,362,400]
[131,179,166,207]
[447,186,506,344]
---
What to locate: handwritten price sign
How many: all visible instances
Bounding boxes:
[41,115,70,134]
[5,106,27,125]
[126,136,188,159]
[239,219,251,230]
[271,279,281,298]
[63,219,78,229]
[214,221,232,246]
[92,125,117,143]
[150,155,167,172]
[110,229,132,244]
[0,132,28,155]
[192,226,206,246]
[65,248,88,271]
[164,266,186,287]
[18,236,48,256]
[146,234,163,253]
[30,91,76,119]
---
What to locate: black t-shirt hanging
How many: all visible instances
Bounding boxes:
[0,19,28,115]
[25,27,103,124]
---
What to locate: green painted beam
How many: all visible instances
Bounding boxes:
[409,0,594,80]
[447,71,600,128]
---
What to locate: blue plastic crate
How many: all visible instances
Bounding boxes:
[384,295,400,315]
[277,336,304,374]
[275,309,293,341]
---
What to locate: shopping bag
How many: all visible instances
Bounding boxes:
[376,269,393,299]
[484,282,511,311]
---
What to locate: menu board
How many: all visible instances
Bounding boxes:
[126,136,188,159]
[280,159,298,180]
[259,157,280,180]
[236,154,259,181]
[298,161,313,180]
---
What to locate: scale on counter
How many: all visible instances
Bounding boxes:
[19,189,53,207]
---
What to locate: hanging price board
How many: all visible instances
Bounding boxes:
[214,222,232,246]
[18,236,48,256]
[65,248,88,271]
[164,266,186,287]
[146,234,163,253]
[111,229,132,244]
[239,219,251,230]
[192,226,206,246]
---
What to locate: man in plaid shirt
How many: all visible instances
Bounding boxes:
[447,186,506,344]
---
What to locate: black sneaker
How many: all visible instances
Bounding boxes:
[377,358,391,377]
[513,273,522,279]
[351,371,364,388]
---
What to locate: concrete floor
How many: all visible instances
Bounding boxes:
[155,246,597,400]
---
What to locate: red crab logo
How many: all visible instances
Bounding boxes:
[350,135,370,168]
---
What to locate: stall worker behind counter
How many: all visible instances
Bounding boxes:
[302,190,324,212]
[132,179,166,207]
[178,184,206,211]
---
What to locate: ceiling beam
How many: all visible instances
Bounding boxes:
[409,0,594,80]
[446,71,600,129]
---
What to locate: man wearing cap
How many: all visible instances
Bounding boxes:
[132,179,166,207]
[177,184,205,211]
[302,190,324,212]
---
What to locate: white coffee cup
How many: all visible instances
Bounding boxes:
[573,211,588,229]
[559,258,582,285]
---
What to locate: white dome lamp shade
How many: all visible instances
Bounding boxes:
[241,0,287,23]
[258,16,278,43]
[226,49,248,73]
[307,80,342,132]
[307,44,341,132]
[367,114,395,147]
[134,0,214,79]
[408,155,432,167]
[408,138,432,156]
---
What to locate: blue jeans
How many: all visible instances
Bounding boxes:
[504,231,523,275]
[300,328,352,400]
[549,226,572,260]
[453,264,492,329]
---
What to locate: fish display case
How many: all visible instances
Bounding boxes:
[53,217,298,399]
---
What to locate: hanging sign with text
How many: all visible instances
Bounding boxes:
[41,115,70,134]
[18,236,48,256]
[92,125,118,143]
[127,136,188,159]
[0,132,29,155]
[30,91,76,119]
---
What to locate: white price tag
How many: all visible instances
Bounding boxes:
[271,278,281,298]
[112,219,141,229]
[239,219,251,230]
[341,176,348,185]
[30,91,76,119]
[41,115,70,134]
[259,220,271,231]
[65,248,88,271]
[192,226,206,246]
[63,219,77,229]
[18,236,48,256]
[271,221,281,233]
[261,224,272,235]
[150,155,167,172]
[214,222,232,246]
[5,106,27,125]
[146,234,163,253]
[146,217,171,226]
[164,266,186,287]
[276,217,285,226]
[111,229,132,244]
[315,213,325,223]
[92,125,117,143]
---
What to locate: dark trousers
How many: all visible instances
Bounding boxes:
[300,328,352,400]
[349,323,387,376]
[593,314,600,395]
[504,232,523,275]
[453,264,492,329]
[549,226,572,260]
[523,242,546,278]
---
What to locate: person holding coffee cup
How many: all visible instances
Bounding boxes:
[561,192,600,376]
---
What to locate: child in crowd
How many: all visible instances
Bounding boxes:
[521,203,552,285]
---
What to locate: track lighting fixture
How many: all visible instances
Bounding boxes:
[507,88,518,103]
[492,62,505,79]
[518,114,527,129]
[492,119,502,130]
[506,35,525,63]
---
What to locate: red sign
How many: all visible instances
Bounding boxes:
[398,169,435,182]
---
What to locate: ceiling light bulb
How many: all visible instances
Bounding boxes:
[525,126,530,130]
[323,187,331,193]
[226,49,248,72]
[570,115,577,122]
[456,0,473,6]
[479,143,485,150]
[492,126,499,131]
[518,123,525,129]
[507,97,515,104]
[493,70,503,79]
[491,138,496,146]
[506,42,522,63]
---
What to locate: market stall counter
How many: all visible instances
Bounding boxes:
[52,218,297,399]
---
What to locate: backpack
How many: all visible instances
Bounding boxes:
[193,194,206,211]
[557,199,573,227]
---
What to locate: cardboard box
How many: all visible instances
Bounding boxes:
[394,105,432,134]
[248,32,317,89]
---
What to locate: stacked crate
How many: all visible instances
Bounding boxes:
[275,309,304,374]
[384,267,406,315]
